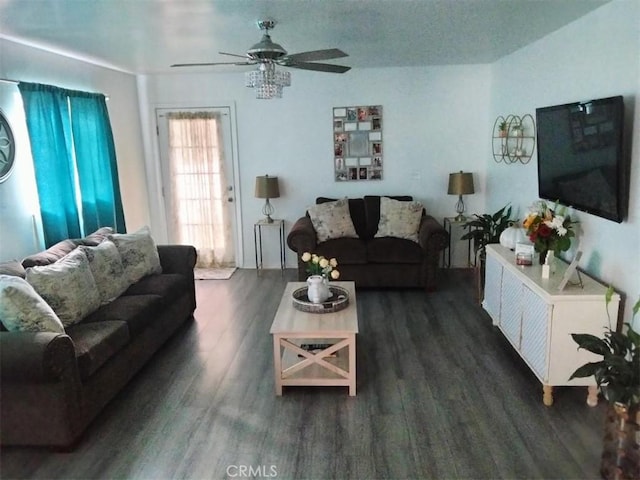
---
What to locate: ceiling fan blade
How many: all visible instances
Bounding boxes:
[284,62,351,74]
[171,61,255,67]
[219,51,252,60]
[282,48,348,63]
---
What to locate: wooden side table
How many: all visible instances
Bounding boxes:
[442,216,475,268]
[253,218,285,274]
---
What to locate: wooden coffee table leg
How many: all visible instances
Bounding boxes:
[348,333,356,396]
[273,335,283,396]
[586,385,598,407]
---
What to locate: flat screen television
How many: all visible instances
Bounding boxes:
[536,95,629,223]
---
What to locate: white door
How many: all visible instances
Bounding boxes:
[156,107,238,267]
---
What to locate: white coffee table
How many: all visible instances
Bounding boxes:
[270,281,358,396]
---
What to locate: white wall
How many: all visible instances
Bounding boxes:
[0,82,42,259]
[1,2,637,327]
[0,38,149,260]
[140,65,492,269]
[488,0,640,326]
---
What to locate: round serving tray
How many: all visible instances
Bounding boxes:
[292,285,350,314]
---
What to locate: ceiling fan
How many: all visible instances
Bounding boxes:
[171,19,351,74]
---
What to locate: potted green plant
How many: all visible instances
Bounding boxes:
[498,120,508,137]
[460,205,515,301]
[461,204,515,265]
[570,290,640,480]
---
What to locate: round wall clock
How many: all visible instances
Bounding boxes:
[0,110,16,183]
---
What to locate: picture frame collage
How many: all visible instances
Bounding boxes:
[333,105,383,181]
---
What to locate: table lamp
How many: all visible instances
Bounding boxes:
[447,171,474,221]
[255,174,280,223]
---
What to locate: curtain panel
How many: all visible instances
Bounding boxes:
[19,82,126,246]
[167,111,233,267]
[18,83,81,245]
[69,92,126,235]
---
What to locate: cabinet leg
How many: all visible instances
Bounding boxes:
[586,385,599,407]
[543,385,554,406]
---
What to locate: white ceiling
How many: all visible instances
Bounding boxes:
[0,0,609,74]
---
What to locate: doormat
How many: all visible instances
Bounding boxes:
[194,267,237,280]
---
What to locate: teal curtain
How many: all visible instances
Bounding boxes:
[69,92,126,234]
[19,83,126,246]
[18,83,81,245]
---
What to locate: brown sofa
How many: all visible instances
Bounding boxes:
[0,230,197,448]
[287,196,448,290]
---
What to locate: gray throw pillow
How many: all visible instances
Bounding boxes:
[0,275,65,333]
[108,226,162,285]
[26,248,101,327]
[0,260,27,278]
[308,198,358,243]
[79,240,129,304]
[375,197,424,243]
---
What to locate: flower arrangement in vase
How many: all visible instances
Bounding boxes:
[301,252,340,303]
[523,200,576,263]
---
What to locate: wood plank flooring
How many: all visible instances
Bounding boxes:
[0,269,605,479]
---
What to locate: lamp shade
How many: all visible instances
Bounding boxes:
[255,175,280,199]
[447,171,475,195]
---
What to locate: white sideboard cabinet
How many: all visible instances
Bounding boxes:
[482,244,620,406]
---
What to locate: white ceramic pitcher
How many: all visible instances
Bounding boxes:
[306,275,331,304]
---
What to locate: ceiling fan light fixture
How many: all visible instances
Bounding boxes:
[247,34,287,60]
[245,63,291,99]
[172,18,350,97]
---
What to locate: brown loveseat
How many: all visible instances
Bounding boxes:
[0,228,197,448]
[287,196,448,290]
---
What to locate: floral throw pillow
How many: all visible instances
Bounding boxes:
[108,226,162,285]
[374,197,424,243]
[79,240,129,304]
[0,275,65,333]
[25,248,101,327]
[308,198,358,243]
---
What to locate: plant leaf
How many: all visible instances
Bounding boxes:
[605,285,614,306]
[505,206,512,218]
[624,322,640,348]
[491,206,506,222]
[571,333,611,356]
[569,361,604,380]
[604,330,626,354]
[462,219,484,228]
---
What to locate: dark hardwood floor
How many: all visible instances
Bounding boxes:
[1,269,605,479]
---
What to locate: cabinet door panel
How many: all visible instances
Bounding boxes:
[500,267,522,347]
[483,253,502,324]
[521,286,550,381]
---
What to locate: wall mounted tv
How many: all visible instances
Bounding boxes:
[536,95,629,223]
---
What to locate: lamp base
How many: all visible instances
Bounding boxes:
[454,195,466,222]
[262,199,275,223]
